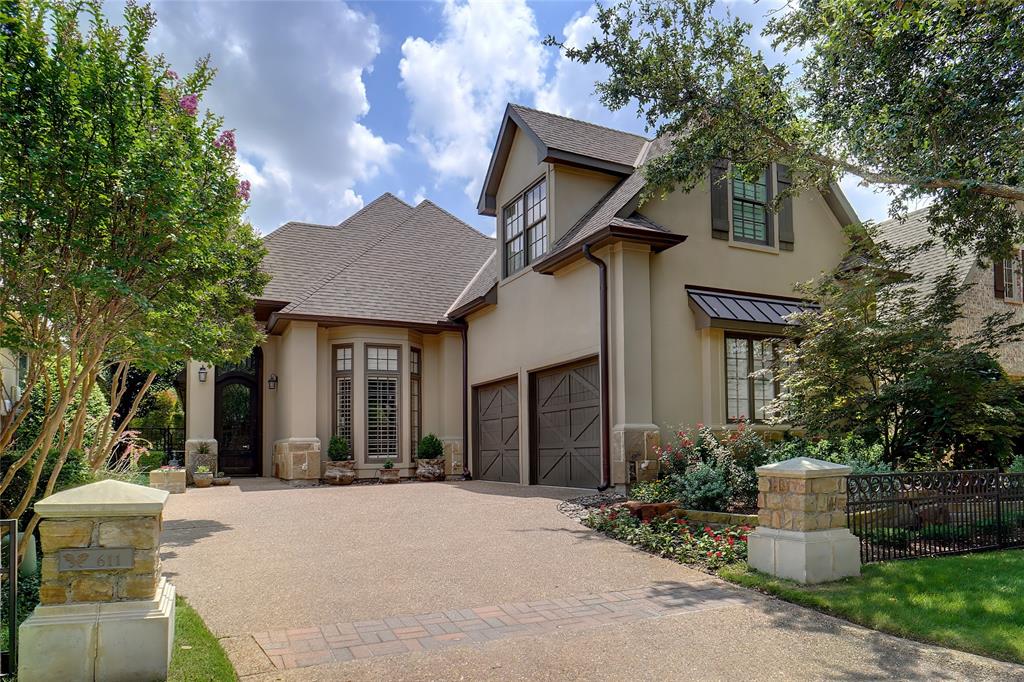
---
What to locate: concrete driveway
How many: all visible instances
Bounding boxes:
[162,479,1021,681]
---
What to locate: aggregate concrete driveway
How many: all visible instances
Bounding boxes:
[162,478,1022,681]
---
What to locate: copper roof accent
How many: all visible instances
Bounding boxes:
[260,193,493,331]
[686,286,817,333]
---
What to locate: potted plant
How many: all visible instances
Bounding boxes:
[324,436,357,485]
[212,471,231,486]
[378,458,400,484]
[415,434,446,481]
[193,465,213,488]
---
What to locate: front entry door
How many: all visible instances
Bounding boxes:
[215,350,261,476]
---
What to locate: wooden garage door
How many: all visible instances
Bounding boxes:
[475,379,520,483]
[532,360,601,488]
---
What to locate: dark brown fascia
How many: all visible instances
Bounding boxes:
[532,225,687,275]
[683,284,816,305]
[266,311,463,336]
[445,283,498,321]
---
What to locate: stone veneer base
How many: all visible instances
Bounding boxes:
[273,438,322,480]
[19,577,175,682]
[747,527,861,584]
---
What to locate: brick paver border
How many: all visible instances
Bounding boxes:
[253,582,753,670]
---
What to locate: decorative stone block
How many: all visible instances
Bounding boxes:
[185,439,218,484]
[747,457,860,584]
[441,438,464,476]
[148,468,186,494]
[273,438,321,480]
[21,479,174,681]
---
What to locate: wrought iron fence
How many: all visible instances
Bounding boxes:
[847,470,1024,563]
[127,427,186,467]
[1,519,18,676]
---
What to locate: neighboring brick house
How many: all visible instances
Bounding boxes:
[184,103,860,490]
[877,208,1024,377]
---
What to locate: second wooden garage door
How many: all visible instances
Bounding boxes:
[532,360,601,488]
[475,379,520,483]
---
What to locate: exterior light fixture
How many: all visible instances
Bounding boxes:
[268,374,278,390]
[198,365,208,383]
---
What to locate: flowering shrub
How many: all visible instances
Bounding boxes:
[585,506,750,570]
[653,422,761,511]
[629,478,675,503]
[178,93,198,116]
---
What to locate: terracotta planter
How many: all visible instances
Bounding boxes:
[193,472,213,488]
[324,461,357,486]
[212,476,231,486]
[378,468,400,484]
[415,458,445,482]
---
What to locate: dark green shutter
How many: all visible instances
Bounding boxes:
[710,159,730,240]
[777,164,794,251]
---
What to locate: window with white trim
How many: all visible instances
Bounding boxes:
[503,178,547,276]
[1003,255,1023,302]
[731,168,771,245]
[366,346,399,460]
[726,335,781,423]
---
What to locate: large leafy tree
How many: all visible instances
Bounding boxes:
[552,0,1024,258]
[0,0,266,547]
[771,233,1024,469]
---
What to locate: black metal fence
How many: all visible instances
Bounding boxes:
[127,427,186,467]
[847,470,1024,563]
[1,519,18,676]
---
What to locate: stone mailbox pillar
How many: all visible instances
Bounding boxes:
[19,479,175,682]
[747,457,860,584]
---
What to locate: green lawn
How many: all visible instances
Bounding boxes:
[720,550,1024,664]
[170,596,237,682]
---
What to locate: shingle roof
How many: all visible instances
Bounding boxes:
[261,194,493,327]
[686,287,818,328]
[509,104,649,169]
[446,251,497,317]
[875,208,974,298]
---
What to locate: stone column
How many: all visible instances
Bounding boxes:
[747,457,861,584]
[184,359,217,483]
[19,480,175,682]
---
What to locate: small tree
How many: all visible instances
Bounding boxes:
[327,436,351,462]
[771,232,1024,469]
[416,434,444,460]
[0,0,266,553]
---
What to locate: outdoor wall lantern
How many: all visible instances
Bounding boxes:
[198,365,208,383]
[268,374,278,390]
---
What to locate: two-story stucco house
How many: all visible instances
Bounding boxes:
[183,103,859,490]
[877,207,1024,378]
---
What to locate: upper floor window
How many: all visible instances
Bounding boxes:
[731,169,770,245]
[503,178,547,277]
[1002,254,1022,302]
[726,335,780,423]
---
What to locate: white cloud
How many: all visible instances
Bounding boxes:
[131,0,399,231]
[413,186,427,205]
[399,0,547,204]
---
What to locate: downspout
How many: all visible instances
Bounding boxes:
[459,321,471,480]
[582,244,611,491]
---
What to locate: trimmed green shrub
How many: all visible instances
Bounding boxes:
[673,461,732,511]
[327,436,351,461]
[1008,455,1024,473]
[416,434,444,460]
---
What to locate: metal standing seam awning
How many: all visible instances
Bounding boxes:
[685,286,819,334]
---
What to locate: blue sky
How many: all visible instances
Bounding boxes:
[130,0,893,236]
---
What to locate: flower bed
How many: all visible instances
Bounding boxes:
[584,506,752,570]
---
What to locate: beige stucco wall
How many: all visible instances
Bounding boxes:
[184,359,214,440]
[953,261,1024,377]
[467,134,851,485]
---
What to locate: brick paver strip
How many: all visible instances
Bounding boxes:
[252,583,753,671]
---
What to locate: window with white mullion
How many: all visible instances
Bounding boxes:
[333,345,353,445]
[410,348,421,456]
[1003,253,1023,302]
[725,334,781,423]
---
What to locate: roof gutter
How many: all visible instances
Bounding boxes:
[459,320,470,479]
[582,243,611,492]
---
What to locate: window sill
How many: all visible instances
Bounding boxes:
[499,266,534,287]
[728,240,780,255]
[1003,298,1024,306]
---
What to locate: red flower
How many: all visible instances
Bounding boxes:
[727,536,735,546]
[716,551,723,558]
[740,535,748,542]
[641,518,651,525]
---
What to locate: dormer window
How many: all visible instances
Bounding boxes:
[503,178,547,277]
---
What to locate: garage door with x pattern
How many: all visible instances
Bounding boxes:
[475,379,520,483]
[533,360,600,488]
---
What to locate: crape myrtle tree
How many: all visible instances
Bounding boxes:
[768,231,1024,470]
[549,0,1024,259]
[0,0,267,552]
